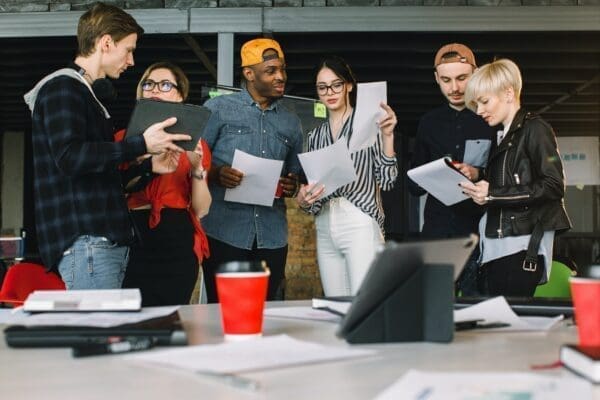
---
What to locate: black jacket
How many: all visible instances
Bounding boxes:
[484,108,571,239]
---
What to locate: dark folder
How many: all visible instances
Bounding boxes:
[4,311,186,348]
[337,236,477,344]
[126,98,212,152]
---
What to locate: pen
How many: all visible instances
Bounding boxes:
[196,370,262,391]
[72,336,157,358]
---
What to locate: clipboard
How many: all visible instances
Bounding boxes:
[126,98,212,152]
[407,157,471,206]
[336,236,477,344]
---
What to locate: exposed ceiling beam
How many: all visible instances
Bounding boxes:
[1,6,599,38]
[180,34,217,81]
[537,73,600,115]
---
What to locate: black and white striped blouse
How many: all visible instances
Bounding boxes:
[301,113,398,233]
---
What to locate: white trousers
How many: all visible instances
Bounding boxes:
[315,198,384,296]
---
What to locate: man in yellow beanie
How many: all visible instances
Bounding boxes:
[201,38,303,303]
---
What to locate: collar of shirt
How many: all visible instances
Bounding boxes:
[240,87,280,112]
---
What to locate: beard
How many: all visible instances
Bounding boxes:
[251,74,286,100]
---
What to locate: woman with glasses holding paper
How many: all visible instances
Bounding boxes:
[295,56,398,296]
[115,61,212,306]
[460,59,570,296]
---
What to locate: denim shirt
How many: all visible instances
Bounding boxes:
[201,89,303,249]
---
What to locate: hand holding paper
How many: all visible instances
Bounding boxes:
[407,157,471,206]
[224,150,283,207]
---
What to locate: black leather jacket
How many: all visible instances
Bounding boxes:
[483,108,571,239]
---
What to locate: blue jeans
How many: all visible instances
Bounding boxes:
[57,235,129,290]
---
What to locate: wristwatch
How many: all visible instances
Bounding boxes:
[191,168,206,181]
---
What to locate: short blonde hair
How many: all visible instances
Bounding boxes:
[136,61,189,101]
[465,58,522,112]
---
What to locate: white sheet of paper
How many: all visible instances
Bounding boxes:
[263,306,341,323]
[374,370,592,400]
[298,138,357,198]
[127,334,375,374]
[3,306,179,328]
[454,296,563,332]
[407,157,471,206]
[224,149,284,207]
[349,81,387,152]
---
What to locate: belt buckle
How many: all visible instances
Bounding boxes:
[522,259,537,272]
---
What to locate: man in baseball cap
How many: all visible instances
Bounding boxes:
[408,43,497,295]
[200,37,302,303]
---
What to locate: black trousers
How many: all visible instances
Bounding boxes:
[201,236,288,303]
[478,250,544,297]
[122,209,199,307]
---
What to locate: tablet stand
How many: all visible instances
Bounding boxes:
[344,263,454,344]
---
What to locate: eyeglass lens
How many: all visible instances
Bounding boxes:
[316,81,344,95]
[142,80,177,92]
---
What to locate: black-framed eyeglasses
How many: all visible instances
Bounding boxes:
[316,80,345,96]
[141,79,178,93]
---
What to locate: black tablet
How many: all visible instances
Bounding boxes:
[337,236,477,340]
[126,98,212,152]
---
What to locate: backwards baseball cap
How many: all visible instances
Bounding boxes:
[241,38,284,67]
[434,43,476,68]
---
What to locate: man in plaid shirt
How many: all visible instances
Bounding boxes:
[24,2,190,289]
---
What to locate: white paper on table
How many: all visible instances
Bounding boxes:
[374,369,592,400]
[224,149,284,207]
[407,157,471,206]
[3,306,179,328]
[298,138,357,198]
[127,334,374,374]
[349,81,387,152]
[454,296,563,332]
[263,306,341,323]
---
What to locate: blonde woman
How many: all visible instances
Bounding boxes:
[460,59,570,296]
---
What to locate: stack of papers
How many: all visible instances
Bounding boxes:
[454,296,564,332]
[126,334,374,374]
[375,370,592,400]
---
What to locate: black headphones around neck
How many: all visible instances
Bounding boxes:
[71,63,117,104]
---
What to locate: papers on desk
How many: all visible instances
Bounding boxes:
[224,149,284,207]
[407,157,471,206]
[263,306,341,323]
[127,334,374,374]
[375,370,592,400]
[298,138,357,198]
[4,306,179,328]
[454,296,564,332]
[311,297,352,316]
[349,81,387,152]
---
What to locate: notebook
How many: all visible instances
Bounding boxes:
[125,98,212,152]
[4,310,186,348]
[454,296,573,317]
[560,344,600,383]
[23,289,142,312]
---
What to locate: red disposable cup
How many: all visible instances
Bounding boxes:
[570,277,600,346]
[274,182,284,199]
[216,262,270,341]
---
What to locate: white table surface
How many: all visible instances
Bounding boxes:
[1,301,597,400]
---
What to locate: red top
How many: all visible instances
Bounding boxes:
[115,129,211,262]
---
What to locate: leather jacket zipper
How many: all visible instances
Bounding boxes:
[498,151,509,238]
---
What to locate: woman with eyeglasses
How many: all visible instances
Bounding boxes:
[115,61,212,306]
[295,56,398,296]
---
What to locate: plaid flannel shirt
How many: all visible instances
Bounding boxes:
[30,74,149,269]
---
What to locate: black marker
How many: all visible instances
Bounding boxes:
[72,337,157,358]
